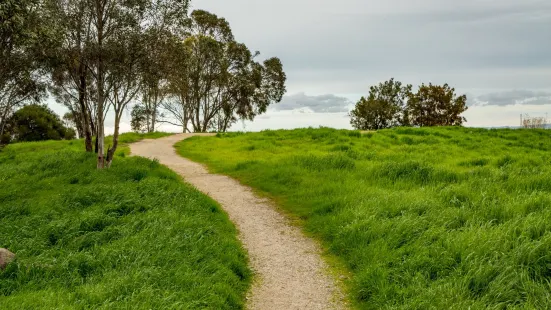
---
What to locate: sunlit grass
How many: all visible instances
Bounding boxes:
[177,126,551,309]
[0,132,251,309]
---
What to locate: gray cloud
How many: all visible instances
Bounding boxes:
[271,93,353,113]
[197,0,551,94]
[472,90,551,106]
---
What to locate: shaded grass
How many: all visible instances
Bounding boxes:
[0,132,251,309]
[177,127,551,309]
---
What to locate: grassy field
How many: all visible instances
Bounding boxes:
[177,127,551,309]
[0,133,251,309]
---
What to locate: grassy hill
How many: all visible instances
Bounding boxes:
[0,133,251,309]
[177,127,551,309]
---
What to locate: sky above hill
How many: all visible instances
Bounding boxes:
[50,0,551,132]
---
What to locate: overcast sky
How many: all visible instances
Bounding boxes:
[51,0,551,132]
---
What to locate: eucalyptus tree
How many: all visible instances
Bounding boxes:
[89,0,191,167]
[161,34,193,132]
[46,0,96,151]
[164,10,287,133]
[213,45,286,132]
[86,0,150,168]
[104,31,143,166]
[0,0,46,142]
[137,0,189,133]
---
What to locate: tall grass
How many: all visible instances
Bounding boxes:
[0,133,251,309]
[177,127,551,309]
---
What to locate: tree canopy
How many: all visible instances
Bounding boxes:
[159,10,286,133]
[350,78,411,130]
[3,104,75,143]
[350,79,468,130]
[0,0,46,143]
[408,83,468,127]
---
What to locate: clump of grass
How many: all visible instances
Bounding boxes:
[294,154,356,171]
[459,158,490,167]
[0,133,250,309]
[176,126,551,309]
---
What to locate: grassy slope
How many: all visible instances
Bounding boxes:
[0,133,251,309]
[177,127,551,309]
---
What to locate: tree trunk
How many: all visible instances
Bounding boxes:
[0,107,10,142]
[0,122,5,142]
[106,113,121,167]
[144,90,151,133]
[0,119,7,144]
[222,112,232,132]
[195,96,201,132]
[95,0,105,169]
[78,63,93,152]
[97,106,105,169]
[150,90,157,133]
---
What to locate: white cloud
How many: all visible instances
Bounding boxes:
[472,90,551,106]
[271,93,353,113]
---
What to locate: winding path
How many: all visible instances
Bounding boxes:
[130,134,345,310]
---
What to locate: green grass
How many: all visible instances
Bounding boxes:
[0,132,251,309]
[176,127,551,309]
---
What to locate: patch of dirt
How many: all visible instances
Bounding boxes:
[130,134,346,310]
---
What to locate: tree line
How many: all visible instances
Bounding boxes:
[350,78,468,130]
[1,0,287,168]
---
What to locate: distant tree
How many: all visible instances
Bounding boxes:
[4,104,74,143]
[64,127,77,140]
[407,83,468,127]
[63,111,82,138]
[130,104,149,133]
[350,78,412,130]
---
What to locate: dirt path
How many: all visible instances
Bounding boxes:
[130,134,345,310]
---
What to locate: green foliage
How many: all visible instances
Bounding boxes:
[408,83,468,127]
[177,127,551,309]
[4,104,74,143]
[164,10,287,133]
[0,134,250,309]
[64,127,76,140]
[0,0,46,141]
[350,78,412,130]
[350,80,469,130]
[130,103,150,133]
